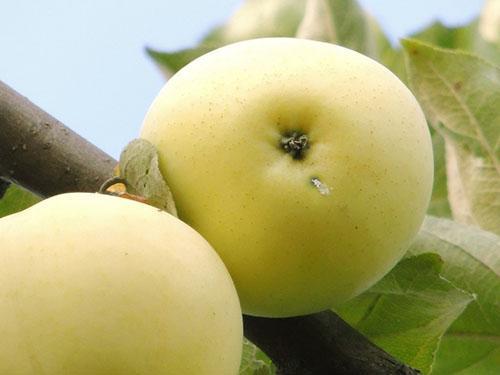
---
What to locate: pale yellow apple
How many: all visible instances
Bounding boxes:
[141,37,434,317]
[0,193,242,374]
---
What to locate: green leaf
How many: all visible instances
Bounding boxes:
[400,14,499,220]
[147,0,400,78]
[0,183,40,218]
[428,129,452,218]
[336,253,474,374]
[431,335,500,374]
[295,0,395,61]
[214,0,306,42]
[119,139,177,216]
[295,0,336,42]
[239,338,276,375]
[147,0,307,76]
[369,17,407,81]
[381,1,499,81]
[402,39,500,235]
[327,0,388,59]
[145,47,214,79]
[408,216,500,374]
[410,18,500,67]
[395,22,473,218]
[412,21,475,51]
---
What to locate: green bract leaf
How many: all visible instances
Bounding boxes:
[119,139,177,216]
[336,253,474,373]
[409,216,500,374]
[402,39,500,235]
[0,183,40,218]
[239,338,275,375]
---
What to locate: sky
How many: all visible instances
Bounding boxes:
[0,0,484,158]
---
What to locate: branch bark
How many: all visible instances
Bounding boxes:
[0,80,420,375]
[0,81,115,196]
[244,313,418,374]
[0,177,10,199]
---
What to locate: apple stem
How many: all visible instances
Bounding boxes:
[280,131,309,159]
[98,176,127,194]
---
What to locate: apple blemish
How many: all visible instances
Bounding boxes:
[311,177,331,196]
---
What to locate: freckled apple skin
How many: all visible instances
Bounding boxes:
[0,193,242,374]
[141,37,434,318]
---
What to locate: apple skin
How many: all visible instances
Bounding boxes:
[141,37,434,317]
[0,193,242,374]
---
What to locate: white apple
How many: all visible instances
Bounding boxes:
[141,37,434,317]
[0,193,242,374]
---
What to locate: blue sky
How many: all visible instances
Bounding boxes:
[0,0,483,158]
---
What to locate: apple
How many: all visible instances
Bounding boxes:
[141,37,434,317]
[0,193,242,374]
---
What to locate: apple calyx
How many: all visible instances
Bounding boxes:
[280,131,309,160]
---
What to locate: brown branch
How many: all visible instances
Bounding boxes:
[244,313,418,374]
[0,80,420,375]
[0,177,10,199]
[0,81,115,196]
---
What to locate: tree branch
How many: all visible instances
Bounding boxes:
[244,313,418,374]
[0,81,115,196]
[0,177,10,199]
[0,80,420,374]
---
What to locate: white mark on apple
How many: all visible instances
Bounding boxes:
[311,177,331,196]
